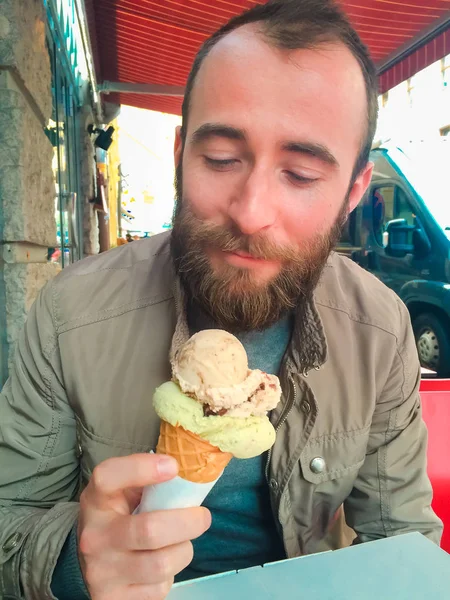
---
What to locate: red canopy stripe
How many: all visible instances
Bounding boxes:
[379,27,450,94]
[86,0,450,115]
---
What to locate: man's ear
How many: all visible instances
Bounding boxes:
[347,161,374,214]
[174,125,183,168]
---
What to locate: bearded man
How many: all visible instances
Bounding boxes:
[0,1,442,599]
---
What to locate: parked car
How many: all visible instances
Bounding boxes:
[337,142,450,377]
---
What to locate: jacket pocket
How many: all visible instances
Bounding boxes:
[299,426,370,484]
[76,418,153,482]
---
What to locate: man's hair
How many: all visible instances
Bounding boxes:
[181,0,378,179]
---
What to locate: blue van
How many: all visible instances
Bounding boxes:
[337,143,450,377]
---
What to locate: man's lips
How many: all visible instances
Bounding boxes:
[232,249,261,259]
[221,249,279,268]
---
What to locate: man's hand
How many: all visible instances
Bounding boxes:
[78,453,211,600]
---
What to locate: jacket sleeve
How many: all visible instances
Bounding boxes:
[0,278,81,599]
[344,297,443,545]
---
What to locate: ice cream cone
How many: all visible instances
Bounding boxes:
[156,420,232,483]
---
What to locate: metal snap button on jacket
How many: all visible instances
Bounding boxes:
[310,457,326,474]
[302,400,311,414]
[269,478,279,491]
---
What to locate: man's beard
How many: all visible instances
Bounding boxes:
[171,163,349,332]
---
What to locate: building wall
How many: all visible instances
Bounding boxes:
[375,56,450,146]
[0,0,103,385]
[0,0,59,381]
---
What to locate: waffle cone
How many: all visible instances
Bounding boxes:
[156,420,232,483]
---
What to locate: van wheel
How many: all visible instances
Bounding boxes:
[413,313,450,377]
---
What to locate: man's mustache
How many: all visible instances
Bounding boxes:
[184,219,302,263]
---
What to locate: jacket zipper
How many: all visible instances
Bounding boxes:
[75,420,83,459]
[265,373,298,481]
[173,284,179,315]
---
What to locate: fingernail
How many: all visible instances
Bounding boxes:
[157,455,178,477]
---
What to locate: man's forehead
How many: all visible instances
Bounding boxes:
[190,25,366,113]
[187,25,367,164]
[196,23,364,86]
[206,23,272,62]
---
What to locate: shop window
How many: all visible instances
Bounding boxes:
[340,209,357,246]
[45,33,82,268]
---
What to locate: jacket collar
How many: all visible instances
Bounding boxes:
[170,277,190,363]
[291,295,328,376]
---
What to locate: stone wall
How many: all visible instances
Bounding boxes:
[0,0,51,120]
[0,0,57,383]
[4,262,60,369]
[0,75,56,245]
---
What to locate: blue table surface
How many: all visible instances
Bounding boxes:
[168,533,450,599]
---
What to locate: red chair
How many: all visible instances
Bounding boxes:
[420,379,450,553]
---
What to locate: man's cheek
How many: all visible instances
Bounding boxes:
[284,209,333,243]
[186,189,229,222]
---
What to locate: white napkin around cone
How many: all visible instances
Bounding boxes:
[133,452,221,514]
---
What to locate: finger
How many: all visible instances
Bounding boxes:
[115,542,193,585]
[86,454,178,509]
[90,579,173,600]
[123,507,212,550]
[80,507,211,557]
[124,486,145,513]
[84,541,191,590]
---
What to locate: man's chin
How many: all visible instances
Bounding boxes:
[211,267,279,294]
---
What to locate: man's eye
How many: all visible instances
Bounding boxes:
[286,171,316,185]
[204,157,237,170]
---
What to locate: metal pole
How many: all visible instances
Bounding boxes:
[98,81,185,96]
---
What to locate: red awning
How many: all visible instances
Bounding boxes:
[379,27,450,94]
[85,0,450,116]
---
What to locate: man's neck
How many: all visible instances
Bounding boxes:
[186,296,294,337]
[186,297,218,335]
[178,284,327,375]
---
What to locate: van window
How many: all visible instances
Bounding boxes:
[340,207,357,245]
[395,188,415,226]
[372,186,394,245]
[372,185,415,246]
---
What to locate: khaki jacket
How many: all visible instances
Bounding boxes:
[0,232,442,599]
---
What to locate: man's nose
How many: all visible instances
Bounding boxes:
[227,167,278,235]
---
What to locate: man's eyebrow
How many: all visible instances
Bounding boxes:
[190,125,339,168]
[190,123,247,145]
[282,141,339,168]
